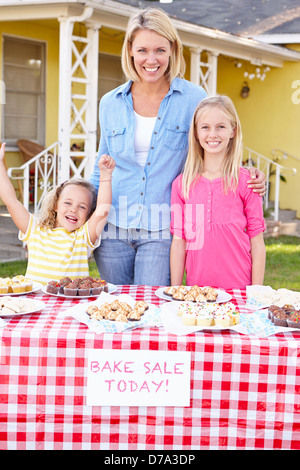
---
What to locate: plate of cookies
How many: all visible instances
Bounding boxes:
[0,297,46,317]
[61,292,162,333]
[155,285,232,304]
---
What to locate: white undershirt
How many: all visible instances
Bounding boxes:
[134,111,157,167]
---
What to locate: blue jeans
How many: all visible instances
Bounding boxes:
[93,223,172,286]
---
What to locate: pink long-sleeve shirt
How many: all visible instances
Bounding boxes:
[170,168,265,290]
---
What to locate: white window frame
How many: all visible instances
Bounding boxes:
[1,34,46,150]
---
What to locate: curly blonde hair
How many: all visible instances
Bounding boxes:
[38,178,97,229]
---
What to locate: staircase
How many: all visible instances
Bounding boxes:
[264,206,300,238]
[0,207,27,262]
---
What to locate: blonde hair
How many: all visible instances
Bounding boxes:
[121,8,186,83]
[38,178,97,229]
[182,95,243,199]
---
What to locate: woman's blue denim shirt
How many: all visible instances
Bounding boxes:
[89,77,207,231]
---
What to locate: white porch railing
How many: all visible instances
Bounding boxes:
[7,142,59,213]
[6,142,297,222]
[272,148,300,164]
[243,146,297,221]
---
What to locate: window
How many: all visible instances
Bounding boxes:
[97,53,124,146]
[2,36,46,147]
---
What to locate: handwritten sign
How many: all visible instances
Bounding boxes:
[87,349,191,406]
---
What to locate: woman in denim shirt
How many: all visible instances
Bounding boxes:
[89,8,265,286]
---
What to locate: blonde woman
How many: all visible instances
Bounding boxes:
[89,8,265,286]
[170,95,266,290]
[0,141,115,284]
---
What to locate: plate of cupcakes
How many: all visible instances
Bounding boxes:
[42,276,117,298]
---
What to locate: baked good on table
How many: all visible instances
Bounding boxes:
[45,276,108,296]
[86,299,149,323]
[286,311,300,328]
[164,285,218,302]
[0,275,33,294]
[268,303,300,328]
[179,302,240,328]
[0,296,38,315]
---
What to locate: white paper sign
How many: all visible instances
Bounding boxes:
[87,349,191,407]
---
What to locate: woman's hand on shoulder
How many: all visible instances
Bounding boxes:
[247,167,266,196]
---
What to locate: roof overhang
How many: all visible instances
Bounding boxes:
[1,0,300,67]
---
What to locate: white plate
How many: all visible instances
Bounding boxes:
[0,282,43,297]
[0,299,46,317]
[160,301,244,335]
[41,283,117,299]
[155,286,232,304]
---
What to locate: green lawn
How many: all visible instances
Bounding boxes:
[0,236,299,290]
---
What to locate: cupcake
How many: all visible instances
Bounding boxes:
[287,311,300,328]
[196,312,214,326]
[0,283,9,294]
[268,305,278,320]
[78,280,91,297]
[11,281,27,294]
[90,279,103,296]
[23,278,33,292]
[269,306,284,323]
[273,311,289,327]
[46,281,59,295]
[59,277,72,294]
[101,279,108,293]
[63,280,79,296]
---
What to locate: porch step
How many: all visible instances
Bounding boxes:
[264,208,300,238]
[0,208,27,263]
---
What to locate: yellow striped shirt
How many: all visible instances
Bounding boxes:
[19,215,100,285]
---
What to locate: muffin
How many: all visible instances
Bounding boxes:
[46,281,59,295]
[268,305,278,320]
[0,283,9,294]
[78,280,91,297]
[101,279,108,293]
[90,279,103,295]
[273,311,289,327]
[11,281,27,294]
[287,311,300,328]
[63,280,79,296]
[59,277,72,294]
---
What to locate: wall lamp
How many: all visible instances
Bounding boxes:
[240,81,250,98]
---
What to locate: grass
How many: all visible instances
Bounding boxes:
[0,236,299,290]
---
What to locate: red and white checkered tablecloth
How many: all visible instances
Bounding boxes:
[0,286,299,450]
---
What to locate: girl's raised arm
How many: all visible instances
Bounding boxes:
[88,154,115,244]
[0,142,30,234]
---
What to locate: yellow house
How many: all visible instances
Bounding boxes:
[1,0,300,219]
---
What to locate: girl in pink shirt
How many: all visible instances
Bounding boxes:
[170,95,266,290]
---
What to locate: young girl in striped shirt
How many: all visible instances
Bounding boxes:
[0,141,115,284]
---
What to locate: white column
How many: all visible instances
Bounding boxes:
[84,24,100,178]
[207,51,219,96]
[58,17,74,183]
[190,48,202,85]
